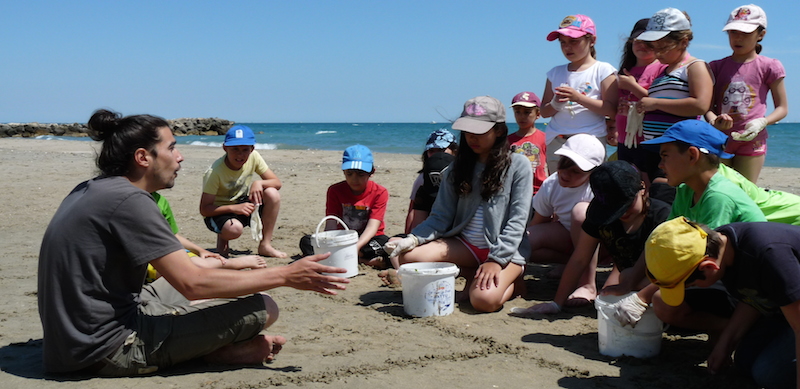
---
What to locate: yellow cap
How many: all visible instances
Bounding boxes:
[645,217,708,306]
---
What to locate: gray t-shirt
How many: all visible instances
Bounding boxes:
[38,176,182,373]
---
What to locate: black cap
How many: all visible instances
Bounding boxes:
[586,161,644,225]
[630,18,650,39]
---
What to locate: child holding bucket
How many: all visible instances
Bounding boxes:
[299,144,390,269]
[383,96,532,313]
[646,218,800,388]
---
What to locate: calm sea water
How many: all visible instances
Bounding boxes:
[36,122,800,168]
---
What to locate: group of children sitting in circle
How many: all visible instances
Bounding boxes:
[150,5,798,387]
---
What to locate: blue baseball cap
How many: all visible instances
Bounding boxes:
[425,128,456,151]
[342,144,373,172]
[224,125,256,146]
[641,120,734,159]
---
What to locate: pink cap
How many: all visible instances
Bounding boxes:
[723,4,767,33]
[547,15,597,41]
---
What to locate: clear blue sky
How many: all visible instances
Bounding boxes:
[2,0,798,123]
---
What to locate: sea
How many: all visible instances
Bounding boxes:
[35,122,800,168]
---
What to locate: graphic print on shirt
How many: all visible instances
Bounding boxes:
[510,142,542,171]
[341,203,369,232]
[721,78,756,120]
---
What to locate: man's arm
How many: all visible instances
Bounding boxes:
[150,249,348,299]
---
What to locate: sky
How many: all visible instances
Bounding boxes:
[2,0,798,123]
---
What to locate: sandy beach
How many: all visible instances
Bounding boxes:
[2,137,798,389]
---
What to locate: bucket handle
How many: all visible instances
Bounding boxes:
[314,216,350,248]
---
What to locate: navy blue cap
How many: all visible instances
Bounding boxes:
[224,125,256,146]
[425,128,456,151]
[641,120,734,159]
[342,144,373,172]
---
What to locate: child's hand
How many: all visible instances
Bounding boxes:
[732,117,768,141]
[249,181,266,205]
[384,236,418,260]
[233,202,256,216]
[554,85,582,105]
[711,114,734,131]
[617,69,638,92]
[474,261,501,290]
[637,97,658,113]
[611,293,648,327]
[706,342,733,375]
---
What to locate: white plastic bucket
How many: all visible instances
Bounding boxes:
[595,293,663,358]
[311,216,359,278]
[398,262,460,317]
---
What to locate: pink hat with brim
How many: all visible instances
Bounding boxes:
[722,4,767,33]
[546,14,596,41]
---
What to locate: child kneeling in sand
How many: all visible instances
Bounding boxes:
[646,217,800,388]
[300,144,391,268]
[383,96,532,313]
[199,125,287,258]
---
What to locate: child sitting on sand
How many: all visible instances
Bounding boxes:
[383,96,532,313]
[199,125,287,258]
[526,133,605,303]
[405,129,457,233]
[508,91,547,194]
[300,144,390,268]
[146,192,266,283]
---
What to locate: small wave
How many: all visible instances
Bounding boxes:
[351,124,360,126]
[315,130,337,135]
[186,140,276,150]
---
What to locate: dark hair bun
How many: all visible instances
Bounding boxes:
[87,109,122,141]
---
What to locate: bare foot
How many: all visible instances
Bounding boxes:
[204,334,286,365]
[564,285,597,307]
[258,244,288,259]
[224,255,268,270]
[378,269,401,287]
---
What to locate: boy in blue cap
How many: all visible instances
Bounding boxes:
[301,145,390,267]
[200,125,287,258]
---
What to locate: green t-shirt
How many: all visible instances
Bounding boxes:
[718,164,800,225]
[151,192,180,234]
[669,171,766,228]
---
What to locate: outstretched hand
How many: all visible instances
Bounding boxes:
[283,253,349,295]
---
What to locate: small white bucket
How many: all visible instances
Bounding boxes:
[312,216,359,278]
[595,293,663,358]
[398,262,460,317]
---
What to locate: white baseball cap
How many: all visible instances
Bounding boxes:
[723,4,767,33]
[554,134,605,171]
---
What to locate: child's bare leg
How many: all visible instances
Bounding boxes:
[257,188,287,258]
[217,219,245,257]
[731,154,765,183]
[469,263,524,313]
[565,202,597,306]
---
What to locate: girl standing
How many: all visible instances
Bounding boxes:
[616,18,667,183]
[706,4,788,183]
[634,8,714,185]
[384,96,532,313]
[540,14,618,175]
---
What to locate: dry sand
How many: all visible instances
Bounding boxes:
[2,137,798,389]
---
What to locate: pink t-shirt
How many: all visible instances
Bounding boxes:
[616,61,666,144]
[709,55,785,134]
[326,180,388,235]
[508,130,547,194]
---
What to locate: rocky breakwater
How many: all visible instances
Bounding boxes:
[0,118,234,138]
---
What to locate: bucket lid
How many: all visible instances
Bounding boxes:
[398,262,459,276]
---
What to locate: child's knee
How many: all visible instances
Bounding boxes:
[220,220,244,239]
[469,292,503,313]
[261,187,281,204]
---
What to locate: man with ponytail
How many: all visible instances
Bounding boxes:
[38,109,348,376]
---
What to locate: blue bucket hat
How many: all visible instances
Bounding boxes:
[342,144,373,172]
[224,125,256,146]
[425,128,456,151]
[641,120,734,159]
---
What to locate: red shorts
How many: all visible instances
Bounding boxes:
[723,129,768,157]
[456,236,490,265]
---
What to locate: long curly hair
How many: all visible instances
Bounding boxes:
[450,123,511,200]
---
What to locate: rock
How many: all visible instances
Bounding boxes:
[0,118,234,138]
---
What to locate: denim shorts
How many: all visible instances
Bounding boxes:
[94,278,268,376]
